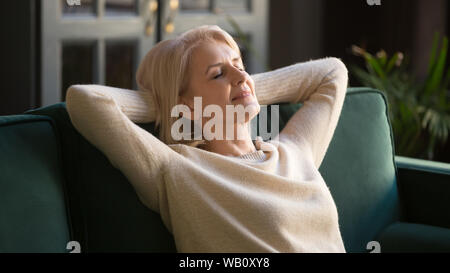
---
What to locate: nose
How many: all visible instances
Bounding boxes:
[231,67,248,87]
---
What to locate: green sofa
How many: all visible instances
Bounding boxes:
[1,87,450,253]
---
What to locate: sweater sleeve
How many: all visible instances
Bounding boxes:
[65,84,173,212]
[251,57,349,168]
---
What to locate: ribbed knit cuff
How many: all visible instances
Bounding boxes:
[236,149,267,161]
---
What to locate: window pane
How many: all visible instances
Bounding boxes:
[215,0,250,13]
[105,0,138,16]
[62,43,95,100]
[180,0,211,11]
[61,0,97,16]
[106,41,136,90]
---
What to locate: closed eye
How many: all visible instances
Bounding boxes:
[212,66,244,79]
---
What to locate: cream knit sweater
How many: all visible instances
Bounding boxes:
[66,57,349,253]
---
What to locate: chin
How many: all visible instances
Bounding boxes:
[226,96,261,124]
[242,101,260,123]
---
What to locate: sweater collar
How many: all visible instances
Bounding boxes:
[234,136,268,161]
[236,149,267,161]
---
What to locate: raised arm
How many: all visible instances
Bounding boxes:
[252,57,349,168]
[65,84,174,212]
[66,84,158,123]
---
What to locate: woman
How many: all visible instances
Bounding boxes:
[66,25,348,253]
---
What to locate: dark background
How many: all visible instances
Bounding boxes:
[270,0,448,85]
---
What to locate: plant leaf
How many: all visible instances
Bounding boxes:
[424,34,448,98]
[365,53,386,79]
[426,32,440,78]
[386,53,399,73]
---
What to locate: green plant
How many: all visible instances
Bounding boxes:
[350,32,450,160]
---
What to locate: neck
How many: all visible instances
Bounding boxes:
[203,123,256,157]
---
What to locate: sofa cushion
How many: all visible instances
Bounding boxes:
[319,88,400,252]
[395,156,450,230]
[26,105,176,253]
[376,222,450,252]
[0,115,70,252]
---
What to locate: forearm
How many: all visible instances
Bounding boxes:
[251,57,347,105]
[278,58,349,168]
[66,84,156,123]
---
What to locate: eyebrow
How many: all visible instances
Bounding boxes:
[205,57,242,75]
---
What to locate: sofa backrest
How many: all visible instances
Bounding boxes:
[26,105,177,253]
[317,88,401,252]
[0,115,71,253]
[25,87,401,253]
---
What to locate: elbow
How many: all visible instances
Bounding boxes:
[65,85,92,129]
[327,57,349,79]
[66,85,109,110]
[66,85,88,110]
[325,57,349,93]
[65,85,104,123]
[65,85,81,115]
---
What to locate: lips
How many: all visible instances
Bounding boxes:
[232,91,252,101]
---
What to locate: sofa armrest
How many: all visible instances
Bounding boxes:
[395,156,450,229]
[376,222,450,252]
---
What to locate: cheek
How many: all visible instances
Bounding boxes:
[201,95,228,123]
[203,82,230,104]
[203,95,229,114]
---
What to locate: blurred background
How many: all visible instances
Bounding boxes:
[1,0,449,163]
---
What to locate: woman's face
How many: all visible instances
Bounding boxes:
[180,40,260,129]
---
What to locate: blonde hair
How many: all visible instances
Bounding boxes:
[136,25,242,148]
